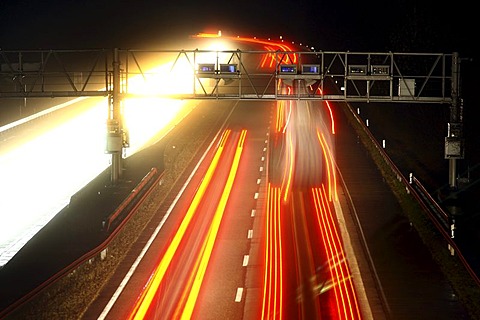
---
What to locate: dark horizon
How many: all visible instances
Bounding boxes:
[1,0,477,126]
[0,0,475,56]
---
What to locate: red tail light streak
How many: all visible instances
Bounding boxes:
[264,81,360,317]
[194,33,298,69]
[312,186,362,319]
[262,184,285,319]
[317,130,338,202]
[262,184,362,319]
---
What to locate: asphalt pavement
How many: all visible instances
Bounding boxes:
[0,100,475,320]
[333,102,471,319]
[0,137,166,315]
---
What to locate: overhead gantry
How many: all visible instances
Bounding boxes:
[0,48,465,188]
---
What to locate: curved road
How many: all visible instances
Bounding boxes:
[0,91,472,319]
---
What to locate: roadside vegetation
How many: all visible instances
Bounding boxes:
[342,103,480,320]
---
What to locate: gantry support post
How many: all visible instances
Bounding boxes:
[106,48,123,185]
[445,52,464,190]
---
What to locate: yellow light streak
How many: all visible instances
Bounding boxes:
[0,50,202,265]
[180,129,247,319]
[129,130,231,320]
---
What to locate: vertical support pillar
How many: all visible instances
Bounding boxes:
[237,50,242,97]
[193,49,197,96]
[112,48,122,184]
[448,158,457,190]
[344,52,348,99]
[105,48,123,186]
[446,52,463,190]
[274,51,279,99]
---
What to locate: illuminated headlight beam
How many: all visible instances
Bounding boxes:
[0,48,222,265]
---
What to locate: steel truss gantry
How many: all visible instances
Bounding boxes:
[0,49,464,187]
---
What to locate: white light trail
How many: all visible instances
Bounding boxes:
[0,80,194,267]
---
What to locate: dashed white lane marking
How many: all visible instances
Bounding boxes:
[254,192,259,200]
[247,229,253,239]
[261,156,265,161]
[259,166,263,172]
[235,287,244,302]
[257,178,261,185]
[251,209,256,217]
[243,255,249,266]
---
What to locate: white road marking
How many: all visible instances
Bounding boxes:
[235,288,244,302]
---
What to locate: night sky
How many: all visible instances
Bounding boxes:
[0,0,477,121]
[0,0,475,56]
[0,2,478,201]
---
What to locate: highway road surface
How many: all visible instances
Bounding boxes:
[0,35,476,319]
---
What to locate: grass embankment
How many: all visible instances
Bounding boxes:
[342,103,480,320]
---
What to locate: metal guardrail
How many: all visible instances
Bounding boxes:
[409,175,452,232]
[103,167,162,231]
[408,176,480,287]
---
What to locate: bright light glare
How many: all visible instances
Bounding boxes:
[0,61,199,266]
[123,98,192,155]
[203,39,230,52]
[128,62,194,96]
[0,103,108,263]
